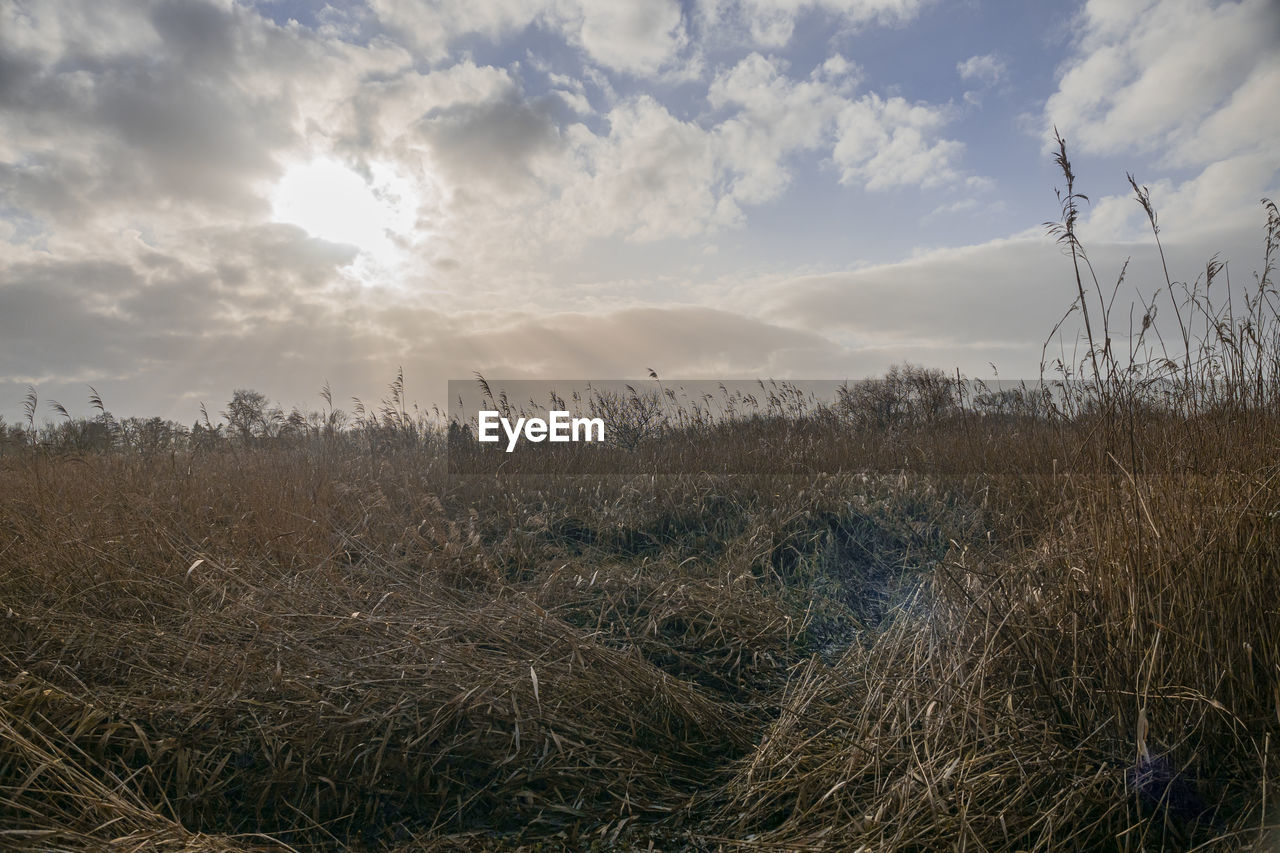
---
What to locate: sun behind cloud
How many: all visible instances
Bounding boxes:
[269,158,421,267]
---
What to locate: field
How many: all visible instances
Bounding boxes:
[1,157,1279,851]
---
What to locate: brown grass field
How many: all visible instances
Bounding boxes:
[1,145,1278,851]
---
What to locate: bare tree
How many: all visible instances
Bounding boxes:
[223,388,270,444]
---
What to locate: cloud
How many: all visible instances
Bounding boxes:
[0,222,370,412]
[551,96,724,242]
[531,53,855,245]
[1045,0,1279,165]
[429,305,854,377]
[0,0,420,241]
[365,0,547,62]
[709,52,855,203]
[1044,0,1280,240]
[923,196,1007,222]
[533,51,965,244]
[753,211,1273,376]
[764,235,1066,348]
[833,94,964,190]
[0,0,978,344]
[699,0,931,48]
[8,206,1271,424]
[573,0,689,75]
[958,53,1008,106]
[347,61,521,151]
[957,53,1006,87]
[0,0,967,263]
[369,0,691,76]
[0,236,863,419]
[416,95,563,196]
[1080,151,1280,243]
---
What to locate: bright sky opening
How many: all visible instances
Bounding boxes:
[271,159,419,266]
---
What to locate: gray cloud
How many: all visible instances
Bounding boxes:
[1,2,287,228]
[417,95,563,195]
[148,0,239,72]
[0,257,869,421]
[761,220,1272,377]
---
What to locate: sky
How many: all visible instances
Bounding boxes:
[1,0,1278,423]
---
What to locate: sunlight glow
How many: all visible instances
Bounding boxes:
[270,159,420,266]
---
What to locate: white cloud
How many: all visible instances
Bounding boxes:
[957,53,1006,86]
[554,88,594,114]
[923,196,1006,222]
[699,0,931,47]
[1044,0,1280,240]
[349,61,521,153]
[369,0,690,76]
[366,0,549,62]
[573,0,688,75]
[1081,151,1280,243]
[709,53,853,203]
[535,52,963,243]
[1173,55,1280,167]
[551,96,723,242]
[833,94,964,190]
[1045,0,1278,165]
